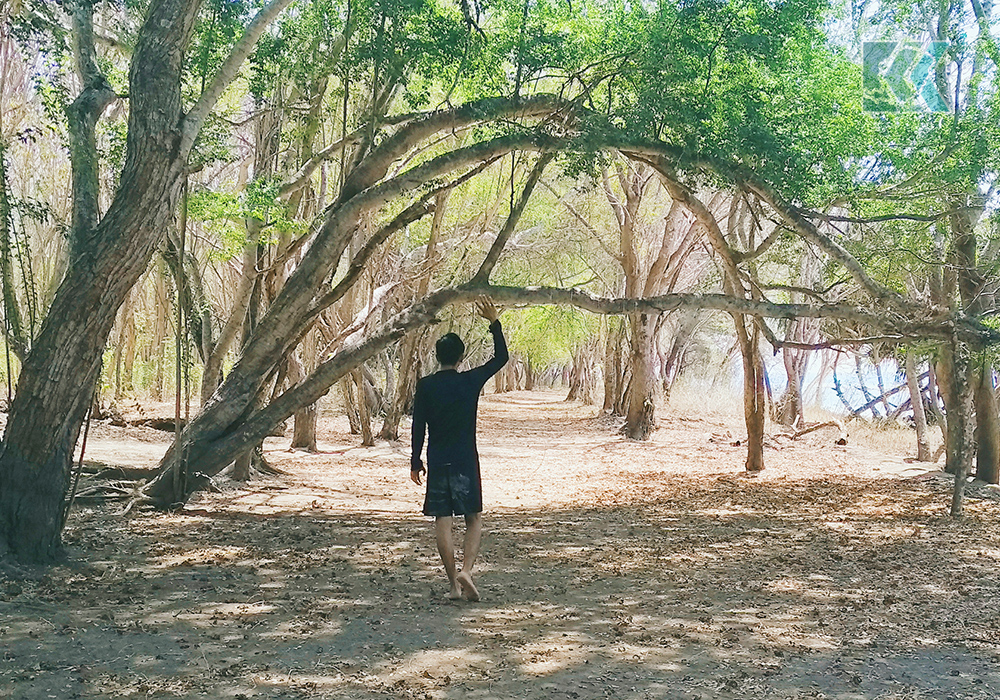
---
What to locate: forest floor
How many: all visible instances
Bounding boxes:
[3,390,1000,699]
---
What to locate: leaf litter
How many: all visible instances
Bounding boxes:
[2,390,1000,699]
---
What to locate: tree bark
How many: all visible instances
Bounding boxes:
[974,357,999,483]
[654,166,766,472]
[0,0,201,561]
[624,312,656,439]
[905,348,933,462]
[943,339,975,515]
[947,203,986,508]
[379,330,423,440]
[379,189,448,440]
[353,369,375,446]
[342,376,361,435]
[603,321,627,415]
[289,341,318,452]
[0,0,299,562]
[737,317,766,472]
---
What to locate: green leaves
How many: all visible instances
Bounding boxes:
[187,180,305,260]
[505,304,598,367]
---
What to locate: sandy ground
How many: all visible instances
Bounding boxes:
[3,390,1000,699]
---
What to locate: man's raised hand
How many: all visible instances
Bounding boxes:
[474,296,499,323]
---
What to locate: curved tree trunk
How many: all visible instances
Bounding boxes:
[0,0,200,561]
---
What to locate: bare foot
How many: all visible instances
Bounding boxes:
[446,585,462,600]
[456,571,480,602]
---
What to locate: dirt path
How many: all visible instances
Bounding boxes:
[3,391,1000,699]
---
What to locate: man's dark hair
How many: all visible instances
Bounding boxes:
[436,333,465,366]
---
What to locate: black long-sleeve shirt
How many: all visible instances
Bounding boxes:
[410,320,508,515]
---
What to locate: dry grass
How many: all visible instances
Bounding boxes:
[667,380,943,463]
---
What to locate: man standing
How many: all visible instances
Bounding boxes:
[410,297,508,601]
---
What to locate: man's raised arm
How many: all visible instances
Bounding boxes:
[474,296,508,378]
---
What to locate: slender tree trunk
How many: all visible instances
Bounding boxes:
[603,320,627,415]
[905,348,933,462]
[379,332,421,440]
[602,320,618,413]
[928,360,948,444]
[381,189,448,439]
[232,245,265,482]
[0,142,27,362]
[342,376,361,434]
[353,368,374,446]
[579,350,594,405]
[777,345,805,429]
[614,366,630,417]
[736,317,765,472]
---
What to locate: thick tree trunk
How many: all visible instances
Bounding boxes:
[232,450,252,481]
[943,339,975,515]
[974,357,999,484]
[524,358,535,391]
[624,312,656,439]
[292,402,319,451]
[905,348,933,462]
[0,0,200,561]
[288,346,318,452]
[566,344,595,403]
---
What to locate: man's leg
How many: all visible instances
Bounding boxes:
[456,512,482,601]
[435,516,462,599]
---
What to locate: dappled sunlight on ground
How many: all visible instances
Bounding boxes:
[2,391,1000,698]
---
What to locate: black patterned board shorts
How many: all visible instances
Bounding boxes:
[423,465,482,517]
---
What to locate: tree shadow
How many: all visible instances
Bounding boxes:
[2,474,999,699]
